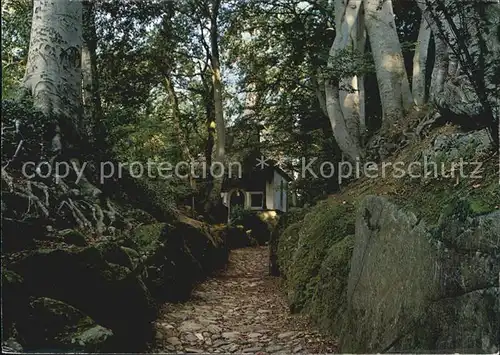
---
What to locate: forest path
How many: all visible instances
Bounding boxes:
[153,246,337,354]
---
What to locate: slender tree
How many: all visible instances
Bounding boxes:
[82,0,104,148]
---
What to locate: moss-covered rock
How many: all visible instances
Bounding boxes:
[2,269,29,340]
[8,245,156,352]
[273,125,499,352]
[226,224,253,249]
[95,241,137,270]
[230,208,272,246]
[275,199,358,338]
[279,200,356,312]
[59,229,88,247]
[125,208,157,224]
[309,235,354,336]
[19,297,112,352]
[341,195,499,353]
[433,198,500,254]
[4,212,228,351]
[135,217,228,302]
[131,223,165,254]
[1,216,44,252]
[269,208,309,276]
[119,246,141,270]
[276,223,302,278]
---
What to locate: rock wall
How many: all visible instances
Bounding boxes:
[342,196,499,353]
[276,127,499,352]
[276,201,356,336]
[275,195,499,353]
[1,100,231,353]
[2,216,229,352]
[269,208,308,276]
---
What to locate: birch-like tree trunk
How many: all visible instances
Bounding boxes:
[356,13,366,136]
[412,16,431,106]
[430,35,449,101]
[23,0,102,198]
[416,1,459,102]
[418,0,499,146]
[24,0,82,124]
[23,0,82,158]
[339,1,366,145]
[324,0,364,162]
[364,0,413,124]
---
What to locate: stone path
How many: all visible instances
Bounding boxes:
[153,246,337,354]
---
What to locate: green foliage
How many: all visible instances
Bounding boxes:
[397,151,499,225]
[230,206,270,244]
[224,0,338,189]
[131,223,165,253]
[1,0,31,99]
[1,99,56,164]
[97,0,209,162]
[309,235,354,335]
[96,0,215,215]
[229,205,252,225]
[276,223,302,277]
[325,47,375,82]
[278,199,356,312]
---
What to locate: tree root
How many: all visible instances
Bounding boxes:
[416,112,441,139]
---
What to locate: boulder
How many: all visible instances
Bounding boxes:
[341,196,499,353]
[3,211,228,351]
[9,244,157,352]
[2,269,29,340]
[423,129,492,163]
[18,297,112,352]
[58,229,88,247]
[219,224,252,249]
[279,201,355,312]
[229,209,272,246]
[2,338,23,353]
[134,216,228,302]
[309,235,354,334]
[1,217,43,252]
[269,208,307,276]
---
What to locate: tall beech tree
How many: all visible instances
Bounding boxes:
[23,0,83,156]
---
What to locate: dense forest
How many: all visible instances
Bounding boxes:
[2,0,499,353]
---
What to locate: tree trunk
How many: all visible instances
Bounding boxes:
[23,0,83,156]
[204,106,217,214]
[210,0,225,164]
[429,35,449,101]
[204,0,225,216]
[412,16,431,106]
[324,80,363,162]
[21,0,105,216]
[313,69,328,118]
[339,2,366,144]
[416,1,450,102]
[165,73,196,215]
[324,0,364,162]
[356,12,367,137]
[164,74,193,162]
[364,0,413,124]
[418,0,499,146]
[82,0,104,146]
